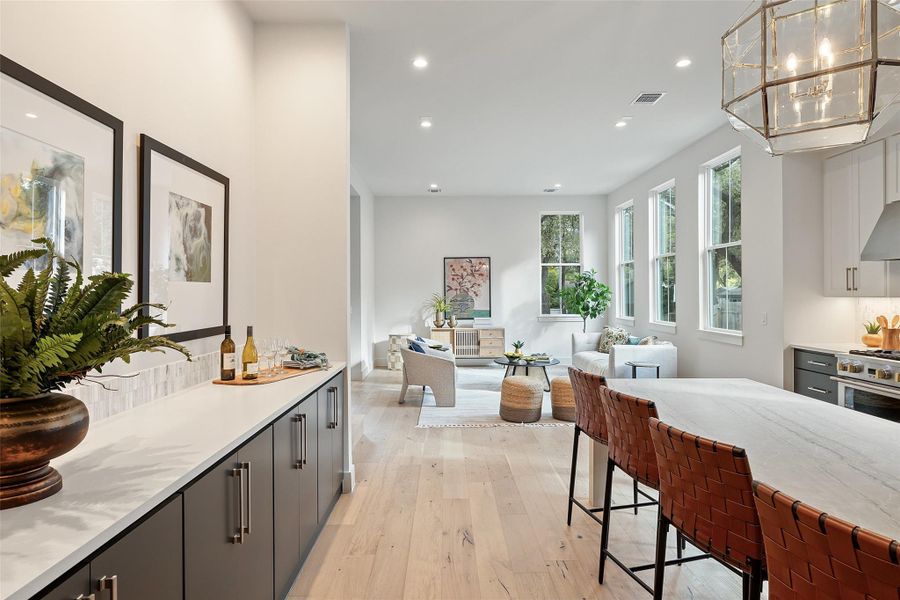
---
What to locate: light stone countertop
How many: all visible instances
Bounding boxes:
[606,378,900,540]
[791,342,870,355]
[0,363,346,600]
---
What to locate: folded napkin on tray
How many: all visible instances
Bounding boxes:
[285,347,329,369]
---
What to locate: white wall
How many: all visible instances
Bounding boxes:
[254,23,350,362]
[350,166,376,378]
[0,0,257,371]
[607,126,788,386]
[373,195,608,364]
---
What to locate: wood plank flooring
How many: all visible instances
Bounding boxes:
[288,368,750,599]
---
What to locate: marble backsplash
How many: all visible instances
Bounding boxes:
[65,351,220,422]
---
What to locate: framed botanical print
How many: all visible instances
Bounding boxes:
[0,56,123,274]
[444,257,491,319]
[139,134,228,342]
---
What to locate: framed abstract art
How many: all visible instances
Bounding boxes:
[139,134,228,342]
[0,56,123,275]
[444,257,491,319]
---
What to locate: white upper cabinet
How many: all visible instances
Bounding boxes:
[823,139,890,297]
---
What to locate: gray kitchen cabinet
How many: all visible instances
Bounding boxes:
[90,496,183,600]
[316,376,343,523]
[273,393,318,599]
[35,565,90,600]
[793,349,838,404]
[184,429,273,600]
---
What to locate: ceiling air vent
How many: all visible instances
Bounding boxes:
[543,187,559,193]
[631,92,666,105]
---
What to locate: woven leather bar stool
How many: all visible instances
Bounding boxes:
[648,418,766,600]
[753,481,900,600]
[567,367,656,527]
[597,387,709,594]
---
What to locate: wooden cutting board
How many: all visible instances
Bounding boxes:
[212,366,327,386]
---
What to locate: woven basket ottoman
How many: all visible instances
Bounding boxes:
[500,376,544,423]
[550,376,575,421]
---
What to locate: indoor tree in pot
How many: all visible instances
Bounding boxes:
[560,269,612,333]
[0,241,190,509]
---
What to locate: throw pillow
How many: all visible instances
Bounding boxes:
[627,335,642,345]
[597,326,629,353]
[638,335,658,345]
[409,340,426,353]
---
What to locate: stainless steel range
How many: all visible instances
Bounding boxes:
[833,350,900,423]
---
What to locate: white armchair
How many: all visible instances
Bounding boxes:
[571,332,677,378]
[399,344,457,407]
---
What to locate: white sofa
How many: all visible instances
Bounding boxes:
[571,332,677,378]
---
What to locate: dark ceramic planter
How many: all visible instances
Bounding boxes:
[0,392,89,509]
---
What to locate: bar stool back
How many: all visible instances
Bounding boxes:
[753,481,900,600]
[648,418,766,600]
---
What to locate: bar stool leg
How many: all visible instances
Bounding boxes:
[652,508,669,600]
[567,427,581,526]
[747,560,763,600]
[742,573,750,600]
[633,479,639,515]
[676,531,683,559]
[597,458,615,583]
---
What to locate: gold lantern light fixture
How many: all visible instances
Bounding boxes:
[722,0,900,155]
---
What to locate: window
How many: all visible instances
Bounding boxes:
[615,201,635,320]
[650,182,676,325]
[540,213,582,315]
[702,149,742,335]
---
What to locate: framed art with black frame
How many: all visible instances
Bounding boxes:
[139,134,229,342]
[444,257,491,319]
[0,55,123,275]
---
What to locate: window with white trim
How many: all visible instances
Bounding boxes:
[615,202,635,319]
[540,213,582,315]
[701,149,742,333]
[650,181,676,325]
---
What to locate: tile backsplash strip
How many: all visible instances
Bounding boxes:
[856,297,900,332]
[65,351,220,422]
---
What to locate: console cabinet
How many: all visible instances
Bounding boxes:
[35,369,346,600]
[430,327,506,358]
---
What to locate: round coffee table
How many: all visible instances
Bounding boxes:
[494,357,560,392]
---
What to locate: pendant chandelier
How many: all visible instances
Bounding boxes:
[722,0,900,155]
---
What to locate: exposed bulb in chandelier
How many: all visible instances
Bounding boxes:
[786,52,798,73]
[819,37,834,67]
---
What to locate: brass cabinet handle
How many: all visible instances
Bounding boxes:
[231,466,243,544]
[846,267,851,291]
[242,461,251,536]
[852,266,858,291]
[97,575,117,600]
[293,414,303,469]
[806,386,828,395]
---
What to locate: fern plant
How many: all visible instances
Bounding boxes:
[0,240,190,398]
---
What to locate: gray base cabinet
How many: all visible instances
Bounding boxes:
[33,368,345,600]
[38,498,182,600]
[184,429,274,600]
[794,349,838,404]
[273,393,318,599]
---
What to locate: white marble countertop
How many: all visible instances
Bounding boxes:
[792,342,869,355]
[0,363,345,600]
[606,378,900,540]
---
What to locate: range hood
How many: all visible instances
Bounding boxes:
[861,201,900,261]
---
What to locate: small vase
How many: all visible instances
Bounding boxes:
[434,312,445,328]
[448,315,458,328]
[0,392,90,509]
[862,333,883,348]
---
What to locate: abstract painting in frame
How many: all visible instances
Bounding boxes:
[0,56,123,275]
[139,134,228,342]
[444,257,491,319]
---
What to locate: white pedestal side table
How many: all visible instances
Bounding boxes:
[387,333,406,371]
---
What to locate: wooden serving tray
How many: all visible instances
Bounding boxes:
[213,366,327,386]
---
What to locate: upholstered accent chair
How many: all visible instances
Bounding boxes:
[399,338,457,407]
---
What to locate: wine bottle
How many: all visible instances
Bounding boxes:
[242,325,259,380]
[220,325,236,381]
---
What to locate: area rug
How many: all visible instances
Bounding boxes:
[416,365,574,428]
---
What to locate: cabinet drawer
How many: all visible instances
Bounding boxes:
[794,350,836,375]
[794,368,838,404]
[478,329,504,340]
[480,339,504,350]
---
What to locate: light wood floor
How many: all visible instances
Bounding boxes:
[288,368,751,599]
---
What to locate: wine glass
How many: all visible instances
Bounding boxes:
[259,337,276,377]
[272,337,286,373]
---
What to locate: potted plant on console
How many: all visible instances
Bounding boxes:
[0,240,190,509]
[560,269,612,333]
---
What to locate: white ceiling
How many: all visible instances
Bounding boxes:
[243,1,747,196]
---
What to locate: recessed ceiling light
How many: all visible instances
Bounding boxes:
[412,56,428,69]
[615,120,629,128]
[676,58,692,68]
[428,183,441,192]
[554,183,562,189]
[420,116,433,128]
[25,112,37,119]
